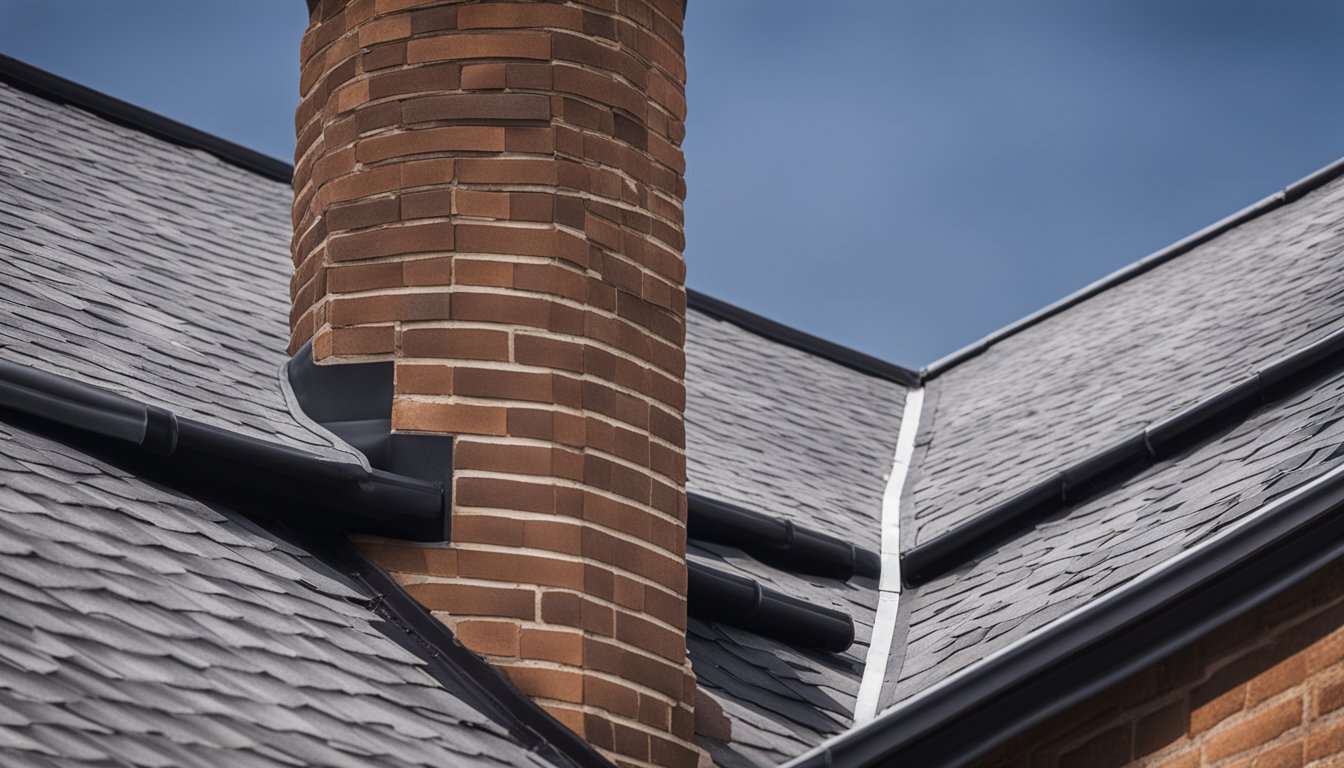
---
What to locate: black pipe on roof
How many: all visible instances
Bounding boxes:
[687,561,856,652]
[903,325,1344,587]
[687,492,880,581]
[0,360,447,542]
[786,456,1344,768]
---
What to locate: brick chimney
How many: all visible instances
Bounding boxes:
[290,0,694,765]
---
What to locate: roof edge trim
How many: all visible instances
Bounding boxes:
[903,325,1344,586]
[0,53,292,183]
[687,289,919,386]
[922,153,1344,380]
[785,458,1344,768]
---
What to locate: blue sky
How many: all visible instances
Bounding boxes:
[3,1,1342,367]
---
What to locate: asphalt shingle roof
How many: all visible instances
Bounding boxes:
[905,172,1344,548]
[0,420,549,767]
[0,81,357,465]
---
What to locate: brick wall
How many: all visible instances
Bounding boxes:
[975,557,1344,768]
[290,1,696,765]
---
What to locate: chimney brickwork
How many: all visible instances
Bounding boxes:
[291,1,696,765]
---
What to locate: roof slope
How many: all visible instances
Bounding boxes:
[0,59,911,767]
[0,420,548,767]
[0,80,357,465]
[887,356,1344,707]
[683,301,906,764]
[906,171,1344,547]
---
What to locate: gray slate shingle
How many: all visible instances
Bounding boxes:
[906,174,1344,547]
[0,81,356,464]
[883,340,1344,711]
[0,421,549,767]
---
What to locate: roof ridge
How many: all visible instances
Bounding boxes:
[0,52,292,183]
[922,154,1344,380]
[687,289,919,385]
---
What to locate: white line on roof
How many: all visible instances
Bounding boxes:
[854,387,923,724]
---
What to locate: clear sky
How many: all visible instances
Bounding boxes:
[3,0,1342,367]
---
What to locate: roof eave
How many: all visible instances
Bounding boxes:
[786,459,1344,767]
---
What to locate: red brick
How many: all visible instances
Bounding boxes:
[407,32,552,63]
[392,399,506,435]
[401,327,509,361]
[1205,699,1302,762]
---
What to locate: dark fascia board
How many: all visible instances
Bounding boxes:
[923,154,1344,381]
[687,289,920,387]
[687,492,880,580]
[687,561,856,652]
[0,53,292,184]
[0,359,446,541]
[788,461,1344,768]
[306,532,615,768]
[903,325,1344,587]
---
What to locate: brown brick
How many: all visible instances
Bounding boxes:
[454,620,520,657]
[327,197,399,231]
[1205,698,1302,762]
[407,32,553,63]
[395,363,452,395]
[452,189,510,219]
[392,399,507,435]
[401,255,453,286]
[367,62,459,100]
[450,291,551,328]
[540,590,582,627]
[515,334,584,373]
[400,189,453,220]
[328,291,451,326]
[356,126,505,163]
[401,327,509,361]
[461,62,507,90]
[453,258,513,287]
[402,92,551,124]
[326,260,404,293]
[458,550,583,590]
[504,666,584,704]
[458,3,583,32]
[1058,724,1132,768]
[328,221,454,261]
[1307,717,1344,762]
[455,477,556,515]
[329,324,395,356]
[406,582,534,619]
[521,628,583,665]
[1251,740,1303,768]
[457,157,559,185]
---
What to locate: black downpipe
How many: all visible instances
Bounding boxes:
[902,326,1344,587]
[687,561,856,653]
[687,492,880,581]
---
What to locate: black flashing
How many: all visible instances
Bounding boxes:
[0,53,292,183]
[687,492,880,580]
[790,459,1344,768]
[923,155,1344,380]
[0,360,446,541]
[903,325,1344,587]
[687,561,856,653]
[688,289,919,387]
[285,341,453,532]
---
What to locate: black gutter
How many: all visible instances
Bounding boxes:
[0,53,292,183]
[787,459,1344,768]
[687,492,880,581]
[687,561,856,653]
[307,532,615,768]
[687,289,919,387]
[0,360,447,541]
[902,325,1344,587]
[922,155,1344,381]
